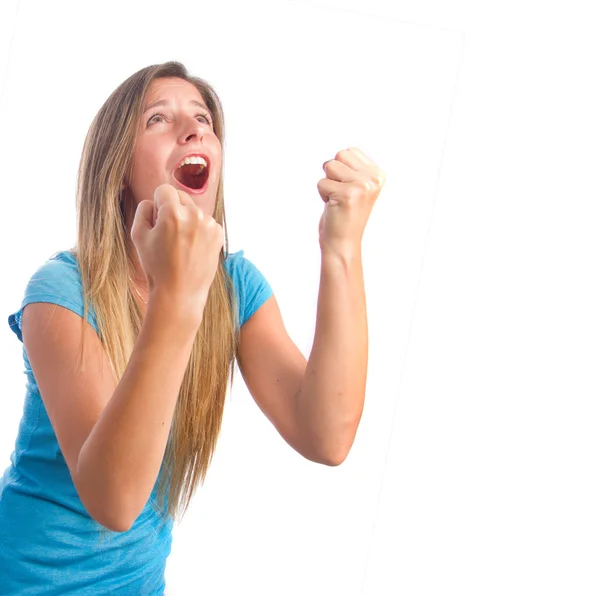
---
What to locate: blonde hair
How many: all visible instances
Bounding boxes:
[72,61,239,537]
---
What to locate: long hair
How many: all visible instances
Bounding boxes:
[72,61,239,535]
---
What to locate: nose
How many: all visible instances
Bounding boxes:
[180,116,207,144]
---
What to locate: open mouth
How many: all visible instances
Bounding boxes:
[173,162,209,192]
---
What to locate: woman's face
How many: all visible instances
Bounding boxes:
[128,76,221,217]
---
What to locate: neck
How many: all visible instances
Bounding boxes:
[122,194,149,293]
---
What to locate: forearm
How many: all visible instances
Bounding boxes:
[76,298,201,531]
[296,247,368,464]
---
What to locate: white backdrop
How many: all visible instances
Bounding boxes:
[1,0,598,595]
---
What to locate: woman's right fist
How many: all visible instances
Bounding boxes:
[131,183,223,320]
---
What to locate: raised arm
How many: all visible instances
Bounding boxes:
[22,296,201,532]
[22,183,221,533]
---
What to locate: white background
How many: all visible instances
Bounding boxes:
[0,1,598,595]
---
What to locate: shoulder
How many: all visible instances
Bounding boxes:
[25,249,83,298]
[8,249,97,342]
[223,249,274,329]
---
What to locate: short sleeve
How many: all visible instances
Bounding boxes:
[225,250,274,329]
[8,251,98,343]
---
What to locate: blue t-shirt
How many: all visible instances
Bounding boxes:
[0,249,273,595]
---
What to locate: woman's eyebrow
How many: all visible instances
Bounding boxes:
[143,99,212,116]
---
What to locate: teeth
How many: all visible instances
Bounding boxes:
[177,156,207,169]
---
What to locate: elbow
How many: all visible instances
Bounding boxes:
[323,429,360,466]
[85,502,134,533]
[320,444,351,467]
[322,427,358,466]
[297,421,356,466]
[301,444,347,467]
[323,451,348,467]
[108,521,134,534]
[96,516,133,534]
[76,484,135,533]
[74,469,138,533]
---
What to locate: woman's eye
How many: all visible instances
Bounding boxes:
[147,113,166,125]
[147,112,212,126]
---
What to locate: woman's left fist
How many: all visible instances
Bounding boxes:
[317,147,386,253]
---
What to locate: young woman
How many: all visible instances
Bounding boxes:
[0,61,385,594]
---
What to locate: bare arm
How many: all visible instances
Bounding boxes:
[23,294,201,533]
[234,248,368,467]
[75,296,200,531]
[295,247,368,464]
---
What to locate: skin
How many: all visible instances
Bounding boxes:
[116,79,386,470]
[122,77,222,300]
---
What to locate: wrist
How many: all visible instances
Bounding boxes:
[147,289,205,330]
[320,243,362,263]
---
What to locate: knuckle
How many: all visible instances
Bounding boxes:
[177,189,190,202]
[160,204,177,223]
[194,207,205,222]
[372,170,386,186]
[212,221,224,238]
[156,184,177,203]
[364,179,377,192]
